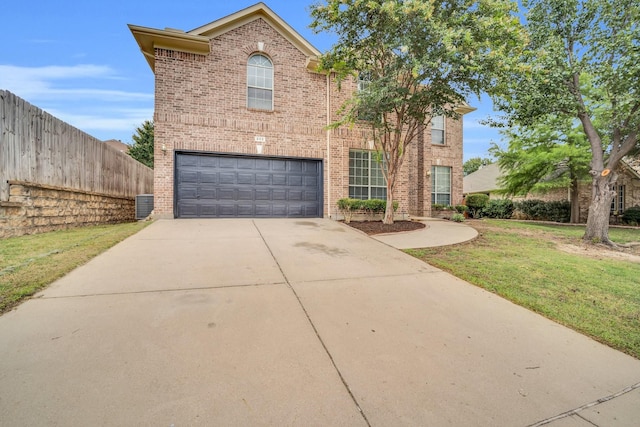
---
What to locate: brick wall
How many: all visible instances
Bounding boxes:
[0,182,135,238]
[153,17,464,219]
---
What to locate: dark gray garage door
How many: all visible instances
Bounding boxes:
[175,152,323,218]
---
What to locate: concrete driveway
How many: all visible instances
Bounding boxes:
[1,219,639,426]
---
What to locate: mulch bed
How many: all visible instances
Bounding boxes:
[344,220,426,235]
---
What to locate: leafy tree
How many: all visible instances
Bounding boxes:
[490,0,640,244]
[310,0,525,224]
[463,157,493,176]
[128,120,154,169]
[489,116,591,223]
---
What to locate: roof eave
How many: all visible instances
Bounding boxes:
[128,24,211,72]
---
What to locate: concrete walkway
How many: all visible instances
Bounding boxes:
[1,219,638,426]
[373,217,478,249]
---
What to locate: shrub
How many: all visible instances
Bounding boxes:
[465,194,490,218]
[337,198,397,222]
[621,206,640,225]
[451,213,465,222]
[482,199,515,219]
[514,199,571,223]
[454,205,468,214]
[432,203,446,211]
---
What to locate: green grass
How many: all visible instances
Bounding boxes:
[406,219,640,359]
[0,222,151,313]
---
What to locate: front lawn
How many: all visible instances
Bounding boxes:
[406,220,640,359]
[0,222,151,314]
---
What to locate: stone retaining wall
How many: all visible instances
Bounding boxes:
[0,181,135,238]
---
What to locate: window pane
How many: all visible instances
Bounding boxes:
[348,149,388,201]
[431,115,445,145]
[247,54,273,110]
[431,166,451,207]
[431,129,445,145]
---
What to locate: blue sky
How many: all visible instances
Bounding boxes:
[1,0,502,161]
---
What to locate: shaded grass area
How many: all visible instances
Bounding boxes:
[406,220,640,359]
[0,222,151,314]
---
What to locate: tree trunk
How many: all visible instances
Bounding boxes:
[383,186,394,224]
[570,177,580,224]
[583,175,615,244]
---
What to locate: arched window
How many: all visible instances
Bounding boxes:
[247,54,273,110]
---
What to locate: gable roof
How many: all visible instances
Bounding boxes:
[129,2,321,72]
[463,162,502,195]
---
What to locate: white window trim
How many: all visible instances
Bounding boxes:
[431,165,452,205]
[349,150,387,200]
[247,54,274,111]
[431,115,445,145]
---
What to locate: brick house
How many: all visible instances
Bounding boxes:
[129,2,474,220]
[463,159,640,222]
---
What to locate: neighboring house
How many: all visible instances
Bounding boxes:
[129,2,474,219]
[104,139,130,154]
[463,159,640,222]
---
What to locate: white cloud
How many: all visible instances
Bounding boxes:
[0,64,152,102]
[47,108,153,134]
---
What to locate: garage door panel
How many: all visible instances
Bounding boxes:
[179,170,198,185]
[200,171,218,184]
[219,157,237,168]
[289,190,303,201]
[272,160,287,171]
[199,156,218,168]
[218,188,236,200]
[175,153,321,218]
[272,205,287,216]
[272,190,287,200]
[256,189,271,200]
[199,187,217,199]
[288,175,303,186]
[218,204,237,217]
[237,189,254,201]
[179,186,198,199]
[237,158,255,169]
[237,204,254,216]
[199,204,218,217]
[255,174,272,185]
[237,173,254,185]
[219,173,236,185]
[288,161,302,172]
[272,174,287,186]
[255,204,271,216]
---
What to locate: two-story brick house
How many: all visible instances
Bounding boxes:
[129,2,474,219]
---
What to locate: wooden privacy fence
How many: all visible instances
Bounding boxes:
[0,90,153,201]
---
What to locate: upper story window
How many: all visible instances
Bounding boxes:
[431,115,445,145]
[247,54,273,111]
[357,72,375,121]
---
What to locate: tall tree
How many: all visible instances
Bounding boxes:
[463,157,493,176]
[491,0,640,244]
[490,116,591,223]
[128,120,154,169]
[310,0,525,224]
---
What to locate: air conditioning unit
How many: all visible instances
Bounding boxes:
[135,194,154,220]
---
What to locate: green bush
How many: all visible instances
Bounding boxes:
[482,199,515,219]
[455,205,469,214]
[465,194,490,218]
[452,213,465,222]
[514,199,571,223]
[621,206,640,225]
[337,198,397,223]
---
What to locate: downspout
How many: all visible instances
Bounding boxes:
[326,72,331,218]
